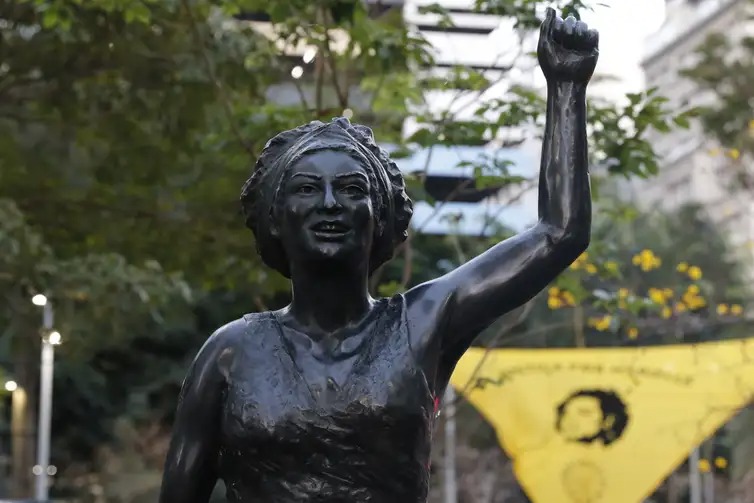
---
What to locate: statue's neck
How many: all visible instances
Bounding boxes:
[286,265,373,338]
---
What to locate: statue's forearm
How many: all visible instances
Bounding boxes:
[538,81,591,244]
[414,81,592,347]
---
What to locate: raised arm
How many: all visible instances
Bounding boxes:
[408,9,598,361]
[159,329,230,503]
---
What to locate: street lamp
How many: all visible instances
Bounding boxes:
[31,294,47,307]
[31,293,60,501]
[48,331,62,346]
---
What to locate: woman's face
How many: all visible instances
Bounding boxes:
[558,395,605,441]
[274,149,375,270]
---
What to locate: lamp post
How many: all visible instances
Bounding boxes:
[7,380,29,499]
[443,386,458,503]
[31,294,60,502]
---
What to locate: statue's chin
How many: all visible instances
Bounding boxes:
[296,245,366,269]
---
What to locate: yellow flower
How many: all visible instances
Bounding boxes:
[585,264,598,275]
[682,286,707,310]
[661,306,673,319]
[677,262,689,273]
[548,296,563,309]
[688,297,707,309]
[596,316,612,332]
[588,315,612,332]
[605,261,618,273]
[729,148,740,160]
[562,291,576,306]
[633,249,662,272]
[731,304,743,315]
[648,288,667,305]
[714,457,728,469]
[717,303,729,315]
[627,327,639,339]
[749,119,754,132]
[674,302,687,313]
[644,259,662,272]
[571,252,589,270]
[663,288,673,297]
[688,266,702,280]
[698,459,711,473]
[618,288,629,299]
[548,287,560,296]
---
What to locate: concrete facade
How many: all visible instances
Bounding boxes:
[630,0,754,275]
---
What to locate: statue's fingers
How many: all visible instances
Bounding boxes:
[586,29,600,51]
[575,20,588,38]
[573,20,590,50]
[564,15,577,36]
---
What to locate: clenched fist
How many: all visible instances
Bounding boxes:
[538,8,599,84]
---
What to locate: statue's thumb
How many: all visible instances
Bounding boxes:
[540,7,556,36]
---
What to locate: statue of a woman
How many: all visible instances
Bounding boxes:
[160,8,598,502]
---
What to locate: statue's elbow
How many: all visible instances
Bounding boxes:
[547,224,590,259]
[565,228,590,259]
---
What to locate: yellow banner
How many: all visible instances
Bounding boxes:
[450,339,754,503]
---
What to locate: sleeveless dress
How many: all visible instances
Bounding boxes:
[217,294,437,502]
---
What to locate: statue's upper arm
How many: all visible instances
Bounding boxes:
[405,225,578,380]
[159,320,243,503]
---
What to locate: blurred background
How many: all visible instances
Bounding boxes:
[1,0,753,501]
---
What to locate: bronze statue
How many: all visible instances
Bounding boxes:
[160,8,598,502]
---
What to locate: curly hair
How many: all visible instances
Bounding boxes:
[240,117,413,278]
[555,389,629,446]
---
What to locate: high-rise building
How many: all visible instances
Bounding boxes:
[399,0,541,236]
[630,0,754,275]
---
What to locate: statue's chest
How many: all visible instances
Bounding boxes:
[219,319,432,446]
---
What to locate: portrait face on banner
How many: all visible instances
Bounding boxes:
[450,339,754,503]
[555,389,629,446]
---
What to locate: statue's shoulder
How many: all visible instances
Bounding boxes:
[210,312,270,346]
[192,313,274,372]
[216,311,282,347]
[199,315,245,353]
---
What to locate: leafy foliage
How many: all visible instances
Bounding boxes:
[460,203,752,351]
[548,204,750,346]
[680,0,754,190]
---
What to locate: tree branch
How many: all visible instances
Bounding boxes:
[320,11,349,109]
[180,0,254,156]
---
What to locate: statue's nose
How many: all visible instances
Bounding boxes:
[322,185,341,211]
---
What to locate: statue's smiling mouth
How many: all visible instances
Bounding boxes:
[310,220,351,235]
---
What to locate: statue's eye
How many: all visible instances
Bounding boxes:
[296,185,317,194]
[343,185,366,195]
